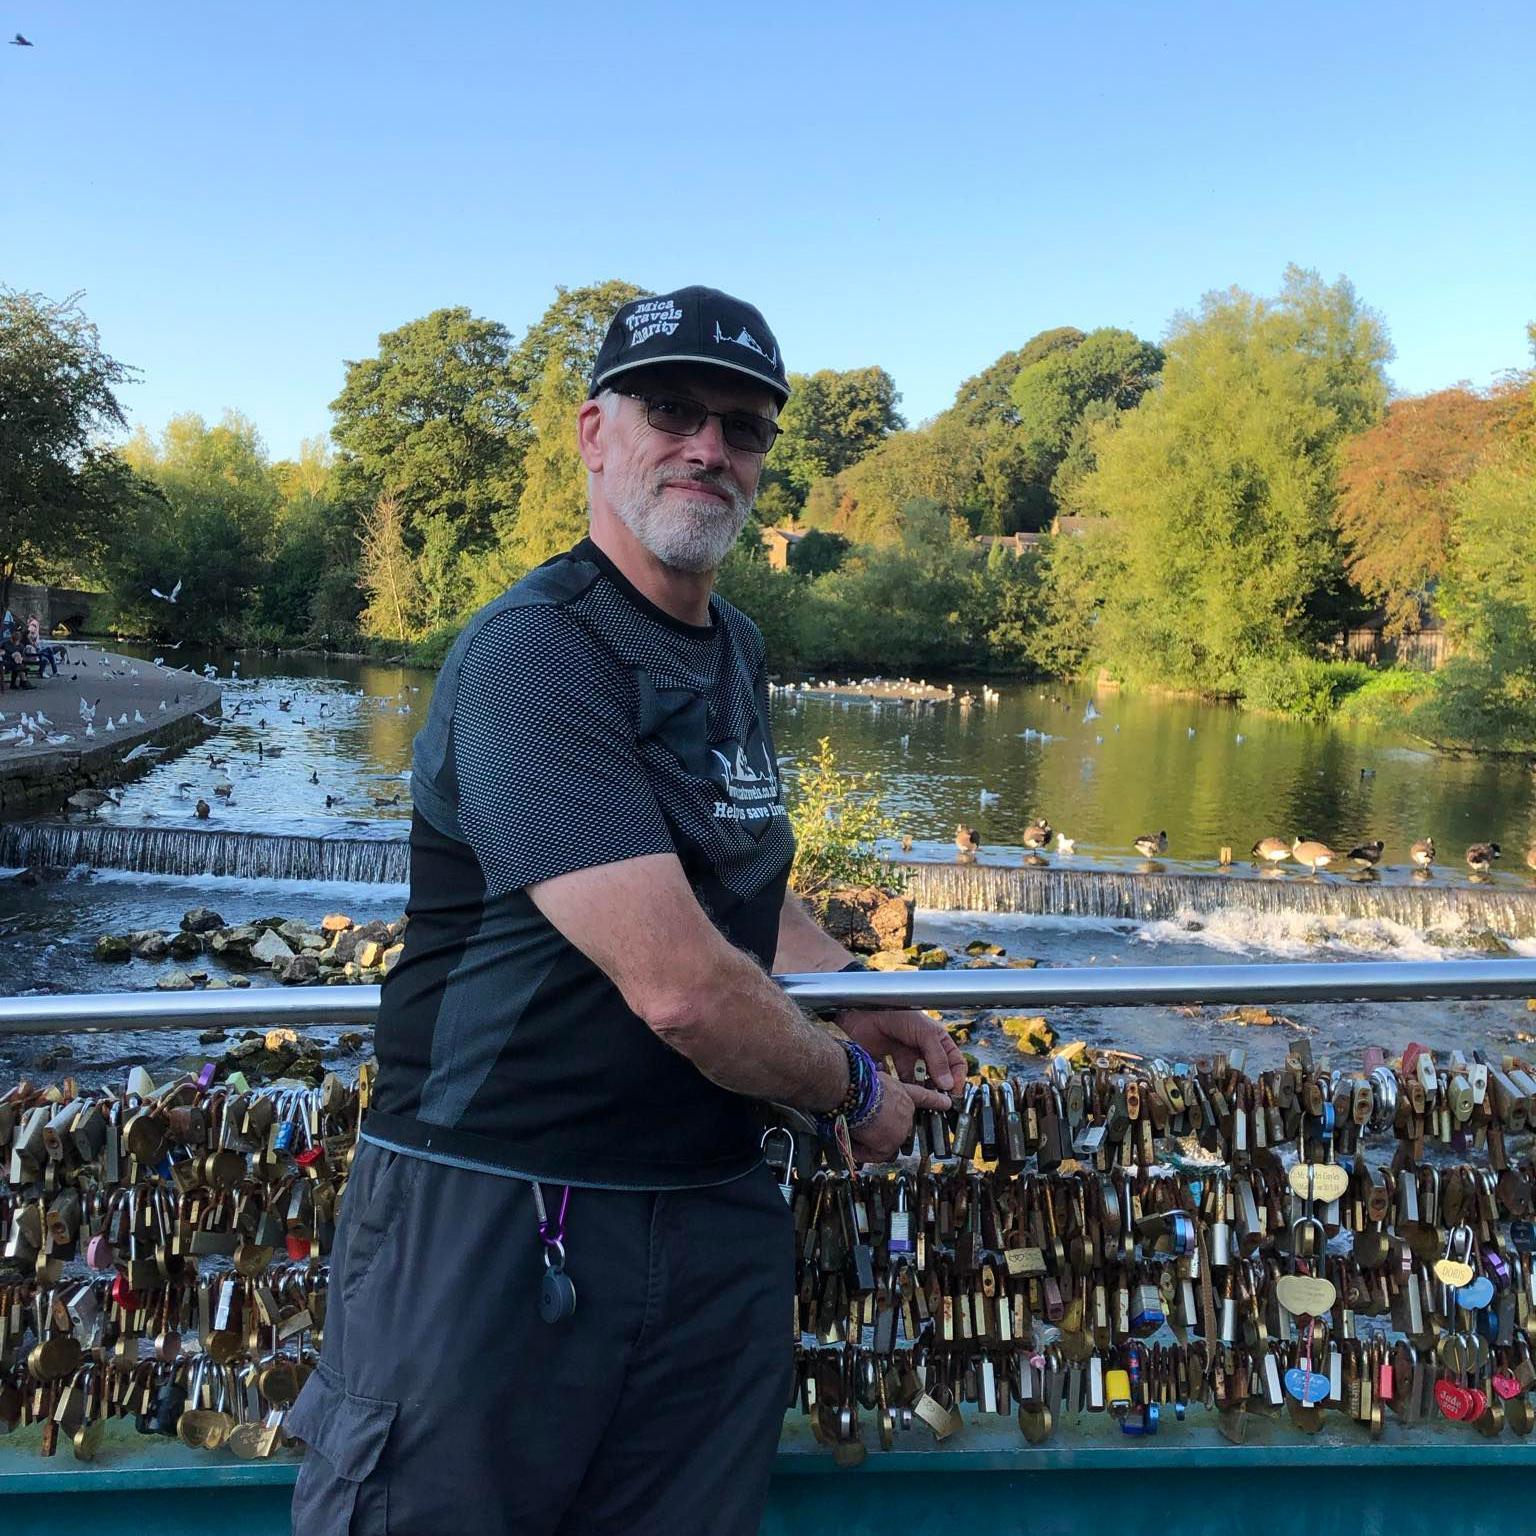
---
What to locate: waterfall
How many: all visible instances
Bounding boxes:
[899,861,1536,938]
[0,823,409,885]
[4,823,1534,936]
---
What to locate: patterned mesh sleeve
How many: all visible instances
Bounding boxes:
[451,604,675,896]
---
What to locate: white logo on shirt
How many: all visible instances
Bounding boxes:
[708,742,786,821]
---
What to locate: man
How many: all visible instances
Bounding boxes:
[289,285,962,1536]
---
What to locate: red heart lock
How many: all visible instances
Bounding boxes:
[1465,1387,1489,1420]
[1492,1373,1522,1402]
[110,1273,140,1310]
[285,1233,311,1261]
[1435,1380,1474,1421]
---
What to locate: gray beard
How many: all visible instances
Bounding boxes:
[608,464,752,574]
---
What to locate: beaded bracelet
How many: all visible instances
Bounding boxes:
[817,1038,880,1143]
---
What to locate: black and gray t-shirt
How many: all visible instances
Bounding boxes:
[365,538,795,1189]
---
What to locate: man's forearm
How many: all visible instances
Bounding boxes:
[649,944,852,1113]
[773,887,859,974]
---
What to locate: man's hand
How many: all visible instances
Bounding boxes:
[849,1073,951,1162]
[837,1008,966,1095]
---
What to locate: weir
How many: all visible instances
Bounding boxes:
[899,859,1536,936]
[5,822,1535,936]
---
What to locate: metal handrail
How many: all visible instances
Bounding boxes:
[1,958,1534,1036]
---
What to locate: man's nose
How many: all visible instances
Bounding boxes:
[682,413,731,470]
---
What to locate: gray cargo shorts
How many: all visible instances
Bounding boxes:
[289,1140,794,1535]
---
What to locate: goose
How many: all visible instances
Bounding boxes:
[194,798,211,819]
[1251,837,1291,866]
[67,788,120,816]
[212,777,234,798]
[955,824,980,854]
[1134,831,1168,858]
[1410,837,1435,869]
[1292,838,1340,874]
[900,834,913,852]
[1347,840,1384,869]
[1022,818,1053,849]
[1525,842,1536,872]
[1465,843,1501,873]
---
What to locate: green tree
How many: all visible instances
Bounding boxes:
[1074,268,1391,692]
[946,328,1086,430]
[0,288,136,608]
[330,307,522,579]
[769,367,903,503]
[109,412,280,640]
[511,280,648,569]
[819,418,982,543]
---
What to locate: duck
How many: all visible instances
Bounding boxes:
[194,799,211,819]
[1022,818,1053,849]
[1251,837,1291,866]
[1465,843,1502,873]
[955,824,980,854]
[1347,840,1384,869]
[1292,837,1340,874]
[1134,831,1168,858]
[1410,837,1435,869]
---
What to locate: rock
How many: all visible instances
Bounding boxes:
[198,1028,229,1044]
[205,978,228,991]
[355,940,384,969]
[1005,957,1040,969]
[1000,1015,1057,1055]
[210,924,260,956]
[1461,929,1513,956]
[321,913,354,934]
[818,886,915,954]
[129,930,170,960]
[381,943,404,973]
[180,907,225,934]
[167,930,203,961]
[156,969,196,992]
[227,974,251,989]
[94,934,133,962]
[250,930,296,967]
[867,951,918,972]
[337,1031,366,1051]
[298,931,327,952]
[278,953,320,985]
[964,940,1006,956]
[278,920,314,948]
[915,947,950,970]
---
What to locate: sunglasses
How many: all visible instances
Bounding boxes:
[614,389,782,455]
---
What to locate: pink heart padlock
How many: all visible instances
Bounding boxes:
[84,1233,115,1270]
[1492,1373,1522,1402]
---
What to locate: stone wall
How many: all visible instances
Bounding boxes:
[4,582,107,635]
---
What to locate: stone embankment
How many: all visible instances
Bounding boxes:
[0,648,221,816]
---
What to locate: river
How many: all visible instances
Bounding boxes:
[1,646,1533,1080]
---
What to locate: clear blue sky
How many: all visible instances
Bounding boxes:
[5,0,1533,460]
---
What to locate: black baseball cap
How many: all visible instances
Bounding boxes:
[588,285,790,404]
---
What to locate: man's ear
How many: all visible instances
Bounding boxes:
[577,399,606,473]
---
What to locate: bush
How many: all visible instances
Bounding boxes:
[1236,655,1375,720]
[1333,668,1437,728]
[787,738,903,905]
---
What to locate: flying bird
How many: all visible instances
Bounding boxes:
[151,579,183,603]
[10,33,33,46]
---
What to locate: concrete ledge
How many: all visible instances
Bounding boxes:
[0,651,221,817]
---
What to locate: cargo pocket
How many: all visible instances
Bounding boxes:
[288,1359,397,1535]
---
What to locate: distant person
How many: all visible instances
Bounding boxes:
[1,611,31,690]
[288,286,964,1536]
[23,614,62,676]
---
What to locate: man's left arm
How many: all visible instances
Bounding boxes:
[773,887,964,1094]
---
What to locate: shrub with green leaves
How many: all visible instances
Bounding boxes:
[786,738,903,904]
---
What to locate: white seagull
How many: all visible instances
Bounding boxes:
[150,578,183,603]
